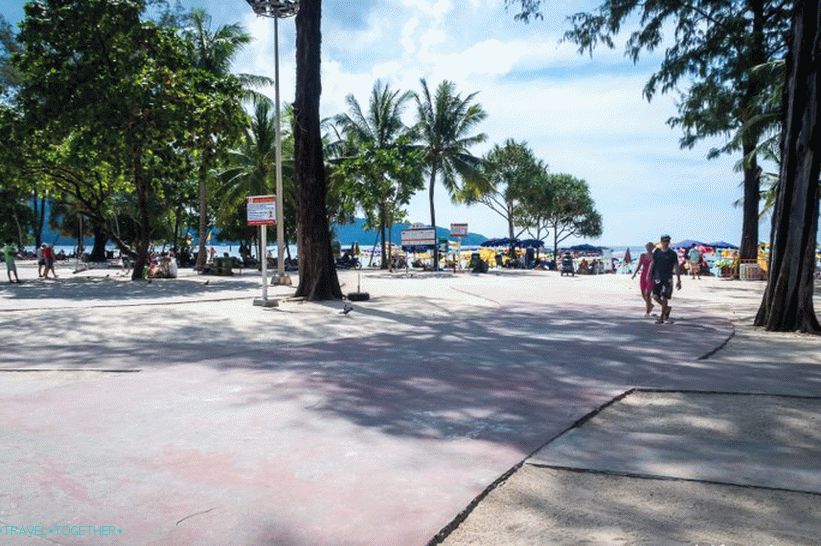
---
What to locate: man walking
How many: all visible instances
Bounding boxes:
[2,241,20,284]
[649,234,681,324]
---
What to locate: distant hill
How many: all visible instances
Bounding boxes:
[333,218,488,246]
[35,207,488,247]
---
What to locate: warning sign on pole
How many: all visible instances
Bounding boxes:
[247,195,276,226]
[450,223,468,237]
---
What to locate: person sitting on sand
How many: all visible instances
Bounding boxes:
[649,234,682,324]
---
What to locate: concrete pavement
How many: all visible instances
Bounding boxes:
[1,265,817,544]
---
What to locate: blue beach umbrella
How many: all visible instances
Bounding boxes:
[707,241,739,249]
[567,243,600,252]
[519,239,545,249]
[673,239,706,248]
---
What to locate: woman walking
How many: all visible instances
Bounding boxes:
[632,242,656,316]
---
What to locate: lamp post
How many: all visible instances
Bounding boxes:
[244,0,298,286]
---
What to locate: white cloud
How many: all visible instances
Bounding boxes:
[231,1,752,246]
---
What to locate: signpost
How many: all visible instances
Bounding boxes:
[450,223,468,270]
[400,227,437,247]
[247,195,277,306]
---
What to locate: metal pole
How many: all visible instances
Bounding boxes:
[273,15,289,285]
[261,224,268,301]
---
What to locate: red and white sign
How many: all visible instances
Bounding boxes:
[450,223,468,237]
[247,195,276,226]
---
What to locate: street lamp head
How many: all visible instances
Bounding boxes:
[244,0,300,18]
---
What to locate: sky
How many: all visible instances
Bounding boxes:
[1,0,768,246]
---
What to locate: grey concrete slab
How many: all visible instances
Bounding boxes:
[441,465,821,546]
[529,429,821,493]
[529,392,821,493]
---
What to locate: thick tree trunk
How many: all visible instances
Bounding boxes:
[89,221,107,262]
[755,0,821,333]
[195,154,210,271]
[739,140,761,262]
[428,169,438,269]
[131,151,151,281]
[293,0,342,300]
[739,0,768,262]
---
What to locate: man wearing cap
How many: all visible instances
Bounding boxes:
[649,234,681,323]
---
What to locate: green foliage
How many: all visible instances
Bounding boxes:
[334,81,423,231]
[462,139,545,238]
[413,79,488,199]
[15,0,245,272]
[522,173,602,253]
[216,101,296,244]
[560,0,790,153]
[0,14,21,101]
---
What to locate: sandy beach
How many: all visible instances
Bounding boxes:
[1,262,819,544]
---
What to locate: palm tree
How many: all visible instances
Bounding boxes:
[218,101,294,267]
[413,79,487,269]
[184,9,272,270]
[335,80,415,268]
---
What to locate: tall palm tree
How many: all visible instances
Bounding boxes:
[413,79,487,269]
[184,9,272,270]
[335,80,415,267]
[218,101,294,266]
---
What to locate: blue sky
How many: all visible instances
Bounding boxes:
[2,0,766,246]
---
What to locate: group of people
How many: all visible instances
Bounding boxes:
[36,243,59,279]
[631,235,683,324]
[2,242,61,284]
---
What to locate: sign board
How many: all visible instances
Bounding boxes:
[450,223,468,237]
[247,195,276,226]
[401,228,436,247]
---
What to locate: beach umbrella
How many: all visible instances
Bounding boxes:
[673,239,705,248]
[623,247,632,264]
[567,243,600,253]
[707,241,738,249]
[519,239,544,249]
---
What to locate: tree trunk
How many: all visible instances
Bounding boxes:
[754,0,821,334]
[12,209,24,249]
[388,215,394,272]
[428,169,438,269]
[379,203,388,269]
[131,150,151,281]
[293,0,342,300]
[172,204,182,254]
[739,0,767,262]
[369,230,380,267]
[89,220,107,262]
[31,193,46,248]
[739,140,761,262]
[195,153,210,270]
[508,208,515,256]
[553,223,559,262]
